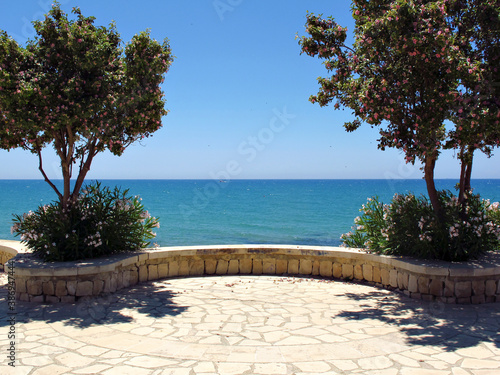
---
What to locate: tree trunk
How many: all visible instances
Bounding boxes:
[464,152,473,194]
[458,146,467,205]
[72,150,95,201]
[61,159,72,208]
[424,154,443,221]
[458,145,474,206]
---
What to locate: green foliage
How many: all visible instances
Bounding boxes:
[12,182,159,262]
[342,192,500,261]
[340,197,389,253]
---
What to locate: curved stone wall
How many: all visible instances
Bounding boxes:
[2,242,500,304]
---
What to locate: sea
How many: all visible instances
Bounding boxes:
[1,179,499,248]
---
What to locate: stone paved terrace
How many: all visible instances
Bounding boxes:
[1,271,499,375]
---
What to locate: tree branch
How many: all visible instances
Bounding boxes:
[37,148,62,201]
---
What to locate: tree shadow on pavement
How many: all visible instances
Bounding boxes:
[0,280,188,328]
[331,288,500,352]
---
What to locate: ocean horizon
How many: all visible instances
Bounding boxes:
[1,179,499,247]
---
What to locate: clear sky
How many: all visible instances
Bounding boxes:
[0,0,498,180]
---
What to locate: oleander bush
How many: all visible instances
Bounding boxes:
[11,182,159,262]
[341,191,500,261]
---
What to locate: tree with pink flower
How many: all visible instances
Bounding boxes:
[298,0,499,220]
[0,3,173,208]
[300,0,500,260]
[445,0,500,205]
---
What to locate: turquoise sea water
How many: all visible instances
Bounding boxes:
[1,179,499,247]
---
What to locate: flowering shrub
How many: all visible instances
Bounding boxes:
[341,191,500,261]
[12,182,159,262]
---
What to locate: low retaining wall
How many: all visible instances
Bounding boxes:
[2,241,500,304]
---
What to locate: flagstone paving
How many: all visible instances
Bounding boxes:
[1,272,499,374]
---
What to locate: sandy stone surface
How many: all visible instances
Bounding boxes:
[1,272,499,374]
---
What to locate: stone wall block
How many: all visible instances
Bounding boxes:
[110,273,118,293]
[287,259,299,274]
[205,259,216,275]
[253,259,263,275]
[76,281,93,296]
[116,271,124,290]
[418,276,430,294]
[16,278,27,294]
[93,279,104,295]
[443,278,454,297]
[216,260,229,275]
[429,278,443,297]
[190,260,205,276]
[228,259,239,275]
[102,275,112,293]
[67,280,77,296]
[276,259,288,274]
[299,259,312,275]
[319,261,333,277]
[263,258,276,274]
[363,264,373,282]
[139,265,148,282]
[455,281,472,298]
[55,280,68,297]
[129,269,139,286]
[43,281,55,296]
[312,260,320,276]
[354,264,363,280]
[148,265,159,281]
[27,280,43,296]
[333,263,342,278]
[122,271,131,288]
[389,269,398,288]
[342,264,353,280]
[372,267,381,283]
[380,268,390,286]
[179,260,189,276]
[485,280,496,296]
[158,263,169,278]
[239,259,252,274]
[168,261,179,277]
[408,275,418,293]
[397,272,409,290]
[472,280,485,296]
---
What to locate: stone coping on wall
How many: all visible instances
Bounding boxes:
[2,241,500,304]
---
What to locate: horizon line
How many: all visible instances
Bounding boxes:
[1,178,499,181]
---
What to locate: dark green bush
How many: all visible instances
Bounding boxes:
[342,191,500,261]
[12,182,159,261]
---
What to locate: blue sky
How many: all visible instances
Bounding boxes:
[0,0,498,180]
